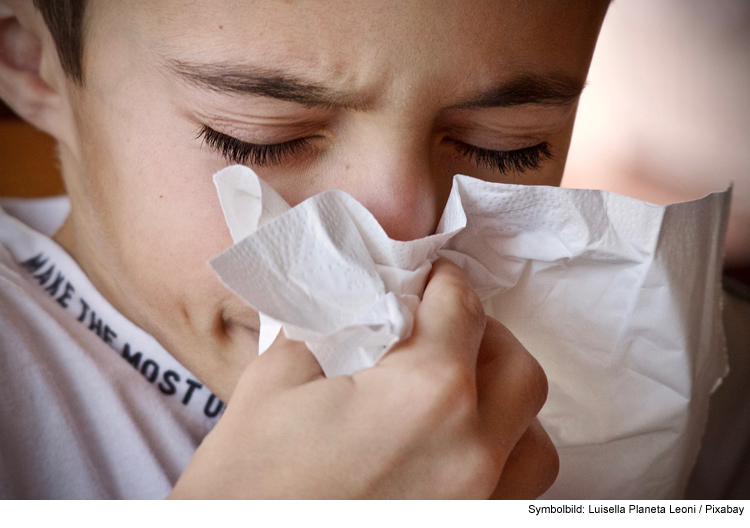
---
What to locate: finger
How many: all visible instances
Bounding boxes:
[476,317,548,457]
[232,332,324,403]
[490,418,559,499]
[382,258,486,375]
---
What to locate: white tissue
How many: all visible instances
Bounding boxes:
[209,165,730,499]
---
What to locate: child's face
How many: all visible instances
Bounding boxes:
[56,0,608,397]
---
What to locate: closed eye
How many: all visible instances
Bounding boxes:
[199,124,553,175]
[448,139,553,174]
[198,125,313,166]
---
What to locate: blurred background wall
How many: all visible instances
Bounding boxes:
[0,98,64,197]
[563,0,750,270]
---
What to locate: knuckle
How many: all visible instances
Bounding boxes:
[489,422,560,499]
[520,353,548,412]
[435,272,485,327]
[526,429,560,497]
[411,361,476,419]
[451,285,485,326]
[539,441,560,494]
[450,441,500,498]
[433,362,476,409]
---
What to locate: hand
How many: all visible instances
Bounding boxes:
[169,259,558,499]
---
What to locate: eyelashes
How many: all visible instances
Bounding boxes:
[198,125,311,166]
[450,140,552,174]
[199,124,553,174]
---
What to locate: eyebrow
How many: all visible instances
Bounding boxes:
[167,59,369,110]
[167,59,584,110]
[450,74,585,109]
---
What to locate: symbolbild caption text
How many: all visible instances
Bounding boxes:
[529,504,744,516]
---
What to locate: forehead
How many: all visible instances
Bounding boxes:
[85,0,606,102]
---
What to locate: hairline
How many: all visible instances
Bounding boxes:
[33,0,88,85]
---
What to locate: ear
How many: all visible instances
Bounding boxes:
[0,0,76,148]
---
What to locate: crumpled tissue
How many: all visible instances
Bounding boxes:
[209,164,731,499]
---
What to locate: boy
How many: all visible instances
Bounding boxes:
[0,0,609,498]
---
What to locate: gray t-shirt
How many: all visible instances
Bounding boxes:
[0,198,222,499]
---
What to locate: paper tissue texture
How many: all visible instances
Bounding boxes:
[210,165,730,499]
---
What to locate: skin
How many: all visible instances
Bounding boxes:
[0,0,609,498]
[173,259,555,499]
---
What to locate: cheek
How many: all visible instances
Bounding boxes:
[122,176,230,288]
[75,92,236,319]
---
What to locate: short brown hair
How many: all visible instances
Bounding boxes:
[33,0,87,84]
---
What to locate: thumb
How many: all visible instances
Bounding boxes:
[232,332,325,403]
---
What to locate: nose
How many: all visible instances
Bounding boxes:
[333,128,452,242]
